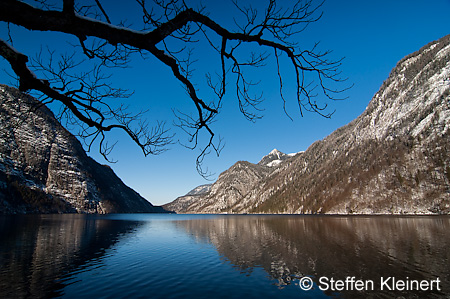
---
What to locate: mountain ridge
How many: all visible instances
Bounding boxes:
[165,34,450,214]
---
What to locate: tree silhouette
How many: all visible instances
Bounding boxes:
[0,0,347,176]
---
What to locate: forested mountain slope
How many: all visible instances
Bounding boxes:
[166,35,450,214]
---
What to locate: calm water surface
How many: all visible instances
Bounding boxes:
[0,214,449,298]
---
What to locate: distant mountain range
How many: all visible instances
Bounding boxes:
[0,85,167,214]
[164,149,301,213]
[164,34,450,214]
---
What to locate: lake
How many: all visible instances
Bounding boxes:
[0,214,449,298]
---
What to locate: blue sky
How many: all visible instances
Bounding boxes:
[1,0,449,205]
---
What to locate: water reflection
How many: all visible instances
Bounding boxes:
[0,215,142,298]
[176,216,450,298]
[1,215,449,298]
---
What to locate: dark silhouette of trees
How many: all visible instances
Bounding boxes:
[0,0,347,176]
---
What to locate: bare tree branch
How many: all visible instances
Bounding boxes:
[0,39,173,159]
[0,0,349,177]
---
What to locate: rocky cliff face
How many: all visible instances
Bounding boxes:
[0,85,165,214]
[166,34,450,214]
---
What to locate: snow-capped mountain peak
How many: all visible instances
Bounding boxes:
[258,149,288,167]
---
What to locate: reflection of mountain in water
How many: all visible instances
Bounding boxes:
[0,215,141,298]
[176,216,450,298]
